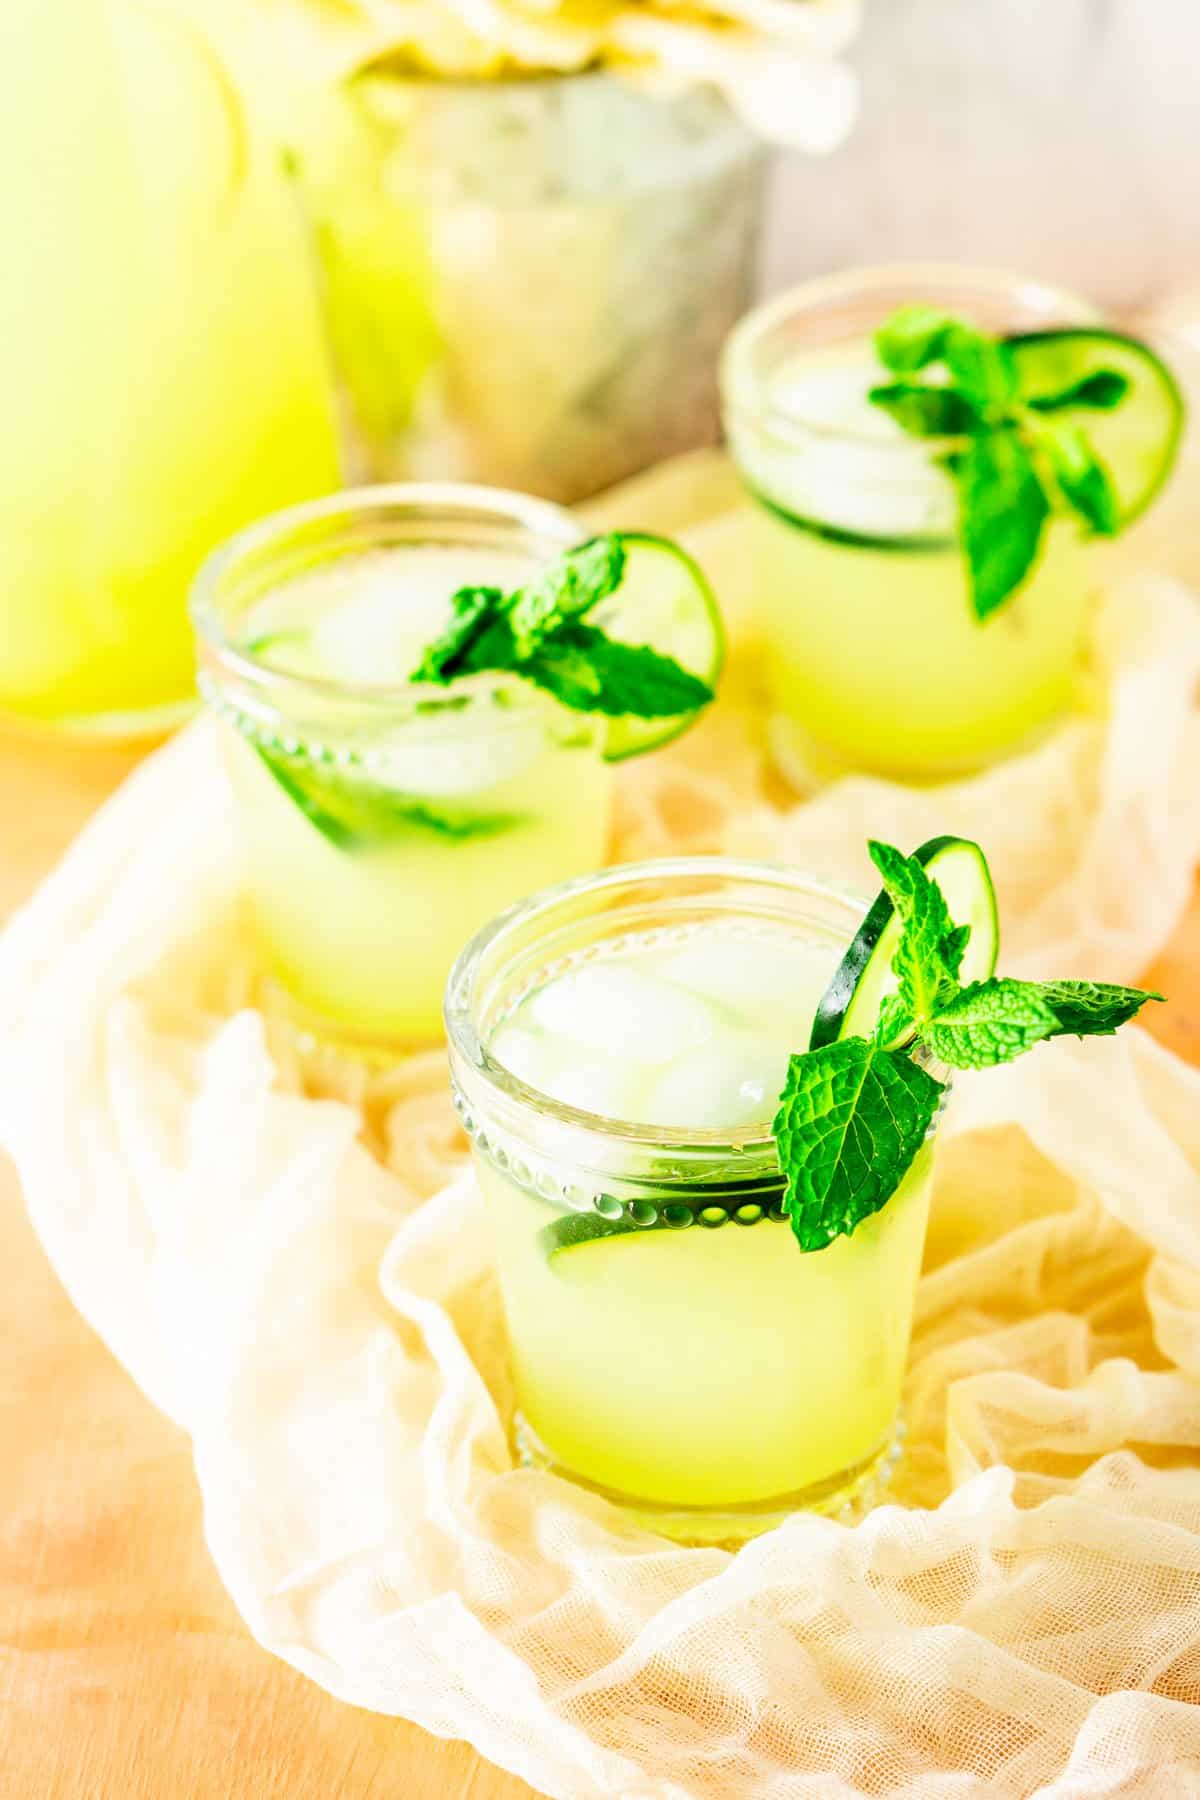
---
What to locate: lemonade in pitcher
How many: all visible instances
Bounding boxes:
[0,0,338,731]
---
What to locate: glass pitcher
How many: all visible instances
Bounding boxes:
[0,0,340,735]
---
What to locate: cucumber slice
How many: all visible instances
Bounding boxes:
[538,1193,775,1260]
[809,836,998,1049]
[590,532,725,762]
[538,1213,667,1257]
[540,1211,789,1291]
[251,744,524,850]
[1008,328,1185,525]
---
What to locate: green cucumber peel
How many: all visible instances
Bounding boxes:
[253,744,524,851]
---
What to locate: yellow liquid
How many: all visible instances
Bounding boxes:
[0,0,338,727]
[227,724,613,1045]
[475,925,936,1526]
[482,1149,932,1514]
[218,541,614,1044]
[732,341,1095,780]
[757,511,1093,781]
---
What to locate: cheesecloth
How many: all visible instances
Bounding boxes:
[3,451,1200,1798]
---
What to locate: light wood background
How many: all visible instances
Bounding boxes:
[0,725,1197,1800]
[0,728,538,1799]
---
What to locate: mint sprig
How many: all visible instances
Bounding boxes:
[774,1038,944,1251]
[869,307,1132,620]
[774,837,1163,1252]
[412,535,714,721]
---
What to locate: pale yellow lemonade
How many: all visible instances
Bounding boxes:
[727,339,1093,780]
[209,540,612,1044]
[461,908,935,1530]
[0,0,338,728]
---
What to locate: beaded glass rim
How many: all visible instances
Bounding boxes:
[445,855,952,1225]
[188,481,583,730]
[719,261,1098,458]
[445,857,860,1160]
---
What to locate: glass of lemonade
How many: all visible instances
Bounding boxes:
[192,487,614,1048]
[721,266,1100,783]
[446,859,942,1544]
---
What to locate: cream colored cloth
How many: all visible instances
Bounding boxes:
[4,457,1200,1798]
[260,0,860,151]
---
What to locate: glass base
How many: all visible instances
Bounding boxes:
[259,975,439,1070]
[515,1413,906,1548]
[0,692,197,744]
[767,711,1064,795]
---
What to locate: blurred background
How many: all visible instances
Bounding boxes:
[768,0,1199,309]
[2,0,1196,738]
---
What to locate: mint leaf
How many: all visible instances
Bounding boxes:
[1028,369,1129,413]
[868,382,979,437]
[411,587,510,684]
[774,1039,944,1251]
[874,992,916,1050]
[1037,979,1163,1037]
[939,922,972,981]
[920,975,1161,1068]
[942,327,1017,414]
[954,427,1050,619]
[874,307,1014,412]
[506,535,626,659]
[1032,419,1120,535]
[524,624,713,719]
[923,977,1059,1069]
[868,839,963,1025]
[875,305,958,374]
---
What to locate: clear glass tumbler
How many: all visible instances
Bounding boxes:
[289,70,766,502]
[446,858,943,1544]
[721,265,1100,783]
[192,485,614,1049]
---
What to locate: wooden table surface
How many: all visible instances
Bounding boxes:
[1,727,1196,1800]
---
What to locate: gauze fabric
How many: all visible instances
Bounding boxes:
[2,453,1200,1798]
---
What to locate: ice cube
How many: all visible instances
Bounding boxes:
[773,356,899,443]
[371,705,545,799]
[490,1025,553,1091]
[640,1032,793,1131]
[542,1051,645,1120]
[528,963,717,1065]
[655,934,835,1032]
[490,1024,642,1119]
[313,570,448,685]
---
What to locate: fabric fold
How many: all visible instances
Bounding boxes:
[3,456,1200,1797]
